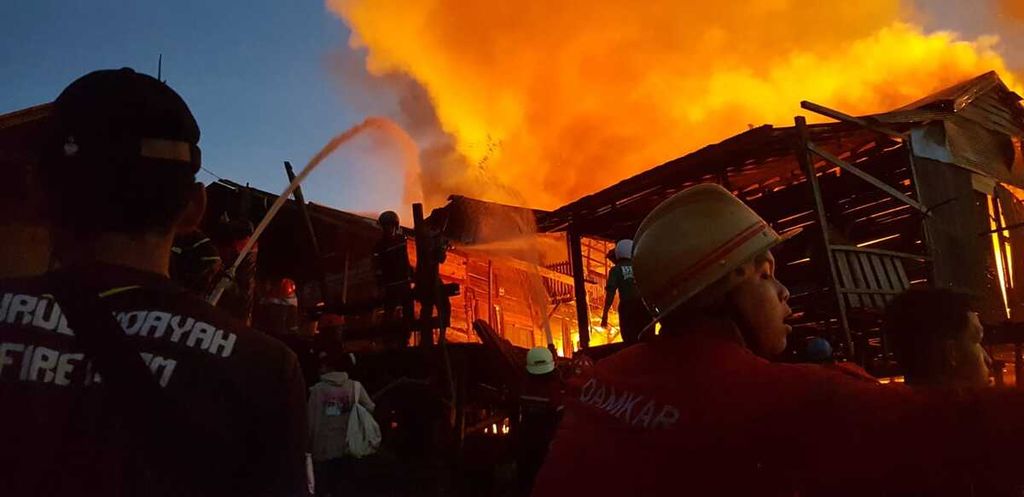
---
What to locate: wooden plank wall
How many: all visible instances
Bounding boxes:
[915,157,1004,322]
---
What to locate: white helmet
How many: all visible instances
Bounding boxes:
[526,347,555,375]
[632,184,795,324]
[614,239,634,260]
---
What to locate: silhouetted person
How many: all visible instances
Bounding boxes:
[414,225,451,346]
[533,184,1024,497]
[516,347,564,494]
[885,288,992,387]
[0,69,307,497]
[601,239,648,344]
[308,349,375,497]
[373,211,414,335]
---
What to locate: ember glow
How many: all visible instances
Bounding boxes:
[327,0,1021,208]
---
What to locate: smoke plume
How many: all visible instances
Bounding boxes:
[327,0,1021,209]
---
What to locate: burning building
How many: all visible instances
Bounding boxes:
[202,71,1024,378]
[203,180,621,356]
[539,71,1024,377]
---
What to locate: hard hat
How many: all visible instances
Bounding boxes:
[378,210,399,227]
[526,347,555,375]
[806,337,833,362]
[632,183,795,324]
[614,239,634,260]
[277,278,296,298]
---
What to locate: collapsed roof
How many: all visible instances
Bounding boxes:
[538,72,1024,241]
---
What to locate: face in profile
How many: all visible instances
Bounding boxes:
[887,289,992,387]
[948,311,991,387]
[727,251,793,357]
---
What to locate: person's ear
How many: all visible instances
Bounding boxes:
[175,182,207,234]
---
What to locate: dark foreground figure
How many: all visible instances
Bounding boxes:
[533,184,1024,497]
[0,69,306,496]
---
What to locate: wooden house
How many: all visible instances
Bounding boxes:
[539,72,1024,376]
[202,181,621,356]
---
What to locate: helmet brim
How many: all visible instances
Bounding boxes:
[637,227,801,339]
[527,362,556,375]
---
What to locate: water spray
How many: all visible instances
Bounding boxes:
[207,117,395,306]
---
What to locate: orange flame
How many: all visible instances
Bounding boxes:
[327,0,1021,209]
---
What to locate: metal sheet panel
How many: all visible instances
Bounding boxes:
[915,158,991,298]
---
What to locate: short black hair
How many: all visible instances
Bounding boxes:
[42,68,200,236]
[884,288,974,384]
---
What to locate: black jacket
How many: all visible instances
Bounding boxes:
[0,263,307,496]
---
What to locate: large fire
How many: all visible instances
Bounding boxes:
[327,0,1022,209]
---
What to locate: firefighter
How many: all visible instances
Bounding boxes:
[0,68,307,497]
[373,211,414,331]
[600,239,648,344]
[253,277,300,336]
[515,347,564,493]
[531,184,1024,496]
[210,215,258,325]
[414,224,452,346]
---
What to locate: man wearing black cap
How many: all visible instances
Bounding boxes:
[0,69,307,496]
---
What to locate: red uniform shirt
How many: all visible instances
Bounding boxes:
[532,317,1024,497]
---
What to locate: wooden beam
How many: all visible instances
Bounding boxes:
[801,101,907,139]
[830,245,931,261]
[796,116,855,358]
[569,225,591,349]
[807,141,928,213]
[979,219,1024,236]
[490,255,577,286]
[284,161,330,306]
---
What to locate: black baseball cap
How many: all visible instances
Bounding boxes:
[50,67,201,173]
[43,68,203,235]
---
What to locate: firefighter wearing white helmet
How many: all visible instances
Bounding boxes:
[532,183,1024,497]
[518,347,563,493]
[600,238,648,344]
[631,183,796,355]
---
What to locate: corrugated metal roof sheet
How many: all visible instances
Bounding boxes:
[871,71,1024,137]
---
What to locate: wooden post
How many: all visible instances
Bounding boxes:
[284,161,330,306]
[341,251,350,305]
[412,203,432,346]
[1015,344,1023,388]
[795,116,854,358]
[487,260,495,327]
[569,224,591,349]
[904,132,938,284]
[561,319,573,358]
